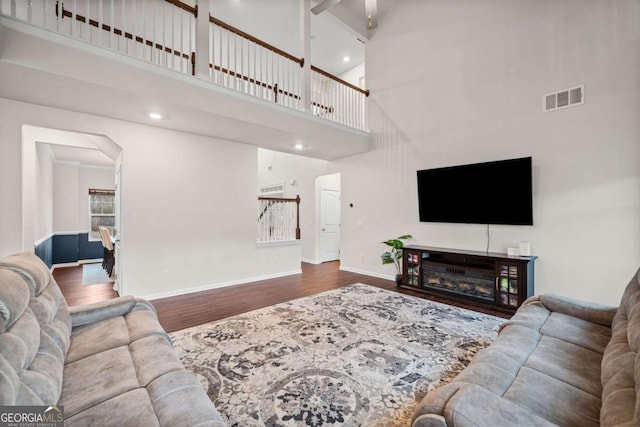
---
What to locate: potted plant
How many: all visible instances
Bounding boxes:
[381,234,412,286]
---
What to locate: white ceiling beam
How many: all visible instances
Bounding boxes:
[311,0,343,15]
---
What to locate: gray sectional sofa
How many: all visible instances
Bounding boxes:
[412,268,640,427]
[0,252,225,426]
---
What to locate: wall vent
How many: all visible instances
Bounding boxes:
[260,183,285,197]
[543,85,584,112]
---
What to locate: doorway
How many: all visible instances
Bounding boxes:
[316,173,341,263]
[22,126,122,289]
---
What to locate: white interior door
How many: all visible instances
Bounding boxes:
[320,189,341,262]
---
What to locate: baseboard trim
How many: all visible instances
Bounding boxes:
[339,265,395,282]
[143,269,303,301]
[51,262,79,272]
[51,258,104,272]
[301,258,322,265]
[79,258,102,265]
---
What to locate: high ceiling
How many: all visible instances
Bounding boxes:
[0,0,376,166]
[209,0,367,76]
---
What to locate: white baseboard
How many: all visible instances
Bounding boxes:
[142,269,303,301]
[51,262,79,271]
[338,265,395,282]
[301,258,322,265]
[79,258,102,265]
[51,259,103,272]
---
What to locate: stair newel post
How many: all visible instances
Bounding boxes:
[295,195,301,240]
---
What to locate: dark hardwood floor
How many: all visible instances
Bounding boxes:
[54,261,510,333]
[53,263,119,305]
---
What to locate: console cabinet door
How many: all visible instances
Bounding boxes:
[496,261,522,309]
[403,250,422,288]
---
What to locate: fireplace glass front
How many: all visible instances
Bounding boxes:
[422,263,495,301]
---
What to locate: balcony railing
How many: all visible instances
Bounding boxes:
[0,0,368,131]
[258,196,300,243]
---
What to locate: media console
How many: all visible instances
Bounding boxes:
[402,245,537,314]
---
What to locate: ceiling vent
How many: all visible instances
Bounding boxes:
[543,85,584,112]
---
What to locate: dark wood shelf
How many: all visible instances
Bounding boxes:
[402,245,537,314]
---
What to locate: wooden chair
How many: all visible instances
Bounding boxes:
[98,227,115,277]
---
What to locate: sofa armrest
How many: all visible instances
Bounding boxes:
[69,296,155,328]
[538,293,617,327]
[413,383,556,427]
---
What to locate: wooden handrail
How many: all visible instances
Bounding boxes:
[311,65,370,96]
[209,61,333,112]
[209,15,304,67]
[166,0,196,16]
[56,3,191,61]
[258,196,300,202]
[57,0,368,104]
[258,195,301,240]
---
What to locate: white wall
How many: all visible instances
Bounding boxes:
[34,143,54,243]
[53,164,79,233]
[339,62,365,88]
[257,148,329,262]
[52,163,115,235]
[330,0,640,305]
[1,98,301,300]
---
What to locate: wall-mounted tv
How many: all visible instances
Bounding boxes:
[417,157,533,225]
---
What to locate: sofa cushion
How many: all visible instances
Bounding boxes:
[503,366,601,426]
[0,269,30,332]
[0,252,54,296]
[413,294,610,427]
[64,388,160,427]
[0,256,71,406]
[61,306,224,426]
[600,268,640,426]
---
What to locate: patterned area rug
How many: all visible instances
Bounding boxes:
[170,284,505,427]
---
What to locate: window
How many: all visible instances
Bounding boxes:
[89,189,115,241]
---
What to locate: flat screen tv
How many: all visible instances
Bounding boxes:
[417,157,533,225]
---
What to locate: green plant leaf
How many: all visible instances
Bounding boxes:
[381,239,397,247]
[381,252,394,265]
[381,234,412,273]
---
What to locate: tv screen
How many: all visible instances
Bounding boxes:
[417,157,533,225]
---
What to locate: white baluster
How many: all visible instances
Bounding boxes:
[207,19,212,79]
[162,0,166,67]
[188,7,192,73]
[26,0,32,23]
[42,0,48,29]
[119,0,129,55]
[132,0,136,58]
[219,24,222,82]
[97,0,103,45]
[180,9,185,74]
[109,0,114,48]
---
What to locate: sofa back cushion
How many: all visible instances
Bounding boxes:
[0,253,71,405]
[600,268,640,426]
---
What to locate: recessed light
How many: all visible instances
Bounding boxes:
[294,143,304,150]
[148,112,163,120]
[343,56,350,62]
